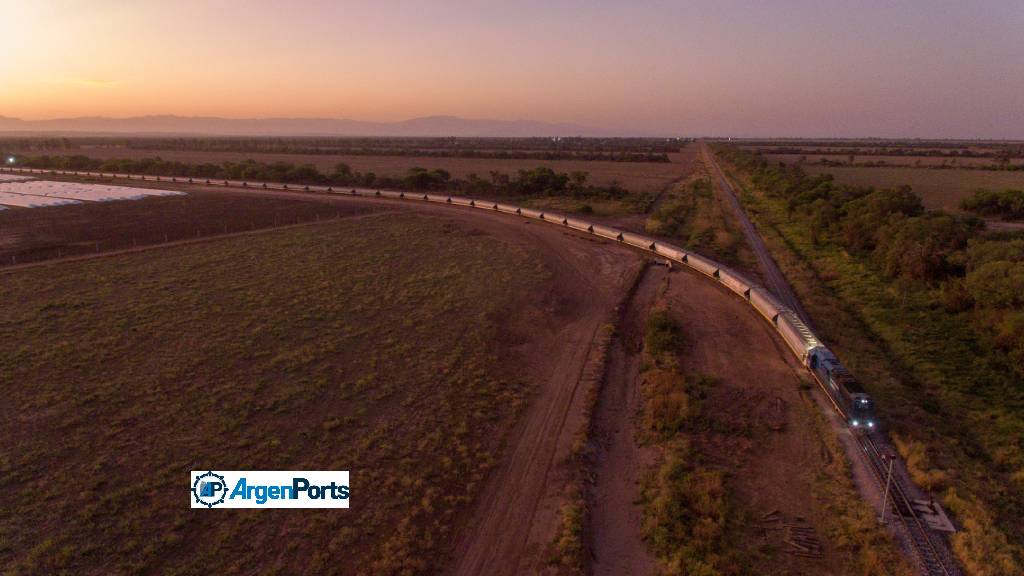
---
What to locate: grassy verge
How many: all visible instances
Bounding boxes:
[523,193,654,217]
[645,155,758,274]
[637,307,744,575]
[715,153,1024,575]
[0,213,549,575]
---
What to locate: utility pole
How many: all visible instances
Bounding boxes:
[880,455,894,524]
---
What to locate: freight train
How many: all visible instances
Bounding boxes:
[3,165,879,429]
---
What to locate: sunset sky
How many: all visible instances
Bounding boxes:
[2,0,1023,137]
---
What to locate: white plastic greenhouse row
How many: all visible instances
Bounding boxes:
[0,180,185,207]
[0,191,81,208]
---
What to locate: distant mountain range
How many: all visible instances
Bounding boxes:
[0,114,626,137]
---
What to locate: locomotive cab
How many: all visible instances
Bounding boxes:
[848,393,876,429]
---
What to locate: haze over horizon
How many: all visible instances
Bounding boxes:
[3,0,1023,138]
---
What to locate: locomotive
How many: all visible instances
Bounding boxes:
[807,346,877,429]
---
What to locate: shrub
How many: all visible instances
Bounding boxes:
[938,278,975,312]
[995,311,1024,373]
[961,189,1024,220]
[645,200,691,236]
[965,261,1024,308]
[944,489,1024,576]
[643,455,729,576]
[642,370,690,439]
[873,213,981,281]
[958,237,1024,272]
[892,435,948,492]
[551,492,585,573]
[646,309,684,360]
[839,186,924,251]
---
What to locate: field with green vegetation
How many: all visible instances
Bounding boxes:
[0,213,550,575]
[800,165,1024,212]
[714,145,1024,576]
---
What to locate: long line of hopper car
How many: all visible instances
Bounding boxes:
[5,166,877,429]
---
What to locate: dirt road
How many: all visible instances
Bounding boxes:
[444,227,643,575]
[589,264,665,576]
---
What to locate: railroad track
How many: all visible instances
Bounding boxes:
[800,363,959,576]
[858,435,960,576]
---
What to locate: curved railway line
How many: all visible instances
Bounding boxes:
[3,164,963,575]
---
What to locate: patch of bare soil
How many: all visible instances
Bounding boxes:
[661,268,860,575]
[588,264,666,576]
[443,223,644,575]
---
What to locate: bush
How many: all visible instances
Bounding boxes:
[938,278,975,312]
[839,186,924,251]
[643,455,729,576]
[944,489,1024,576]
[642,370,690,439]
[646,309,684,360]
[961,189,1024,220]
[646,200,691,236]
[995,311,1024,373]
[958,237,1024,272]
[892,435,948,491]
[965,261,1024,308]
[873,213,981,281]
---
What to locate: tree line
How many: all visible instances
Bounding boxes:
[716,145,1024,373]
[753,145,1024,159]
[6,153,630,201]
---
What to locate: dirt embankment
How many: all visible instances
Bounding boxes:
[588,264,665,576]
[659,268,870,575]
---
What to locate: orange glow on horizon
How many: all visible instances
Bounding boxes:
[2,0,1023,137]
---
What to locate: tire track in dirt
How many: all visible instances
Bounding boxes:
[588,263,665,576]
[443,229,643,576]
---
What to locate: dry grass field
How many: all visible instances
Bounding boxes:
[69,146,690,194]
[801,165,1024,211]
[0,213,552,575]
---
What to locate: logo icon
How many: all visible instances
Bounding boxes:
[192,471,227,508]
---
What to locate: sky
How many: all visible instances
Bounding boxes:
[2,0,1023,138]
